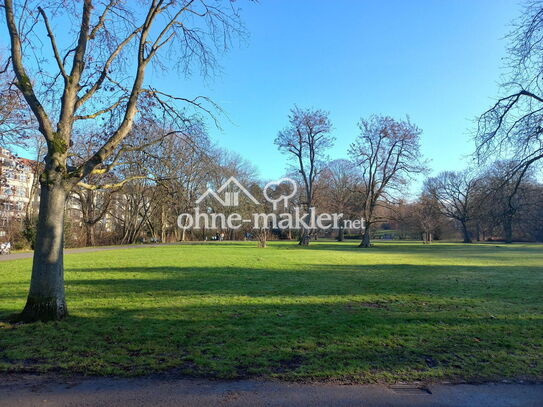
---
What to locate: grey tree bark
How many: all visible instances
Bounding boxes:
[460,221,472,244]
[337,226,344,242]
[359,225,371,248]
[84,223,96,247]
[503,216,513,244]
[299,230,310,246]
[19,180,68,321]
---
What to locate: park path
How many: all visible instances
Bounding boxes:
[1,374,542,407]
[0,242,198,261]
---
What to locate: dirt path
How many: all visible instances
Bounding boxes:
[1,374,542,407]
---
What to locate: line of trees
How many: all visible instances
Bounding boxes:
[12,101,540,254]
[270,108,542,246]
[16,128,536,250]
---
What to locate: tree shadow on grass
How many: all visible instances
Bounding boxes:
[295,241,543,256]
[2,252,542,381]
[0,300,541,381]
[63,263,543,302]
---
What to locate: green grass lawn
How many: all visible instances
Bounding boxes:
[1,241,542,383]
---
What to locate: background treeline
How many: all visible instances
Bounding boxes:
[6,117,541,249]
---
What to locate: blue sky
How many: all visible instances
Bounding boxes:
[159,0,521,182]
[8,0,522,188]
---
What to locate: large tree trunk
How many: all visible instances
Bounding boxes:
[503,216,513,244]
[460,221,472,243]
[298,206,313,246]
[18,181,68,322]
[84,222,95,247]
[298,229,310,246]
[161,205,167,243]
[337,226,344,242]
[257,229,268,248]
[298,208,311,246]
[359,226,371,248]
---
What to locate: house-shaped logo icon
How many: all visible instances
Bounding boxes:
[195,176,259,207]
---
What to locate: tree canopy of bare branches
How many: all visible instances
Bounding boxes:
[0,56,33,147]
[349,115,426,248]
[424,170,481,244]
[274,106,334,245]
[476,1,543,181]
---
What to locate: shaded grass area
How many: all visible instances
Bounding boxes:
[0,241,542,383]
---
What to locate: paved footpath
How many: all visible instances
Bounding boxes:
[0,242,200,261]
[1,375,542,407]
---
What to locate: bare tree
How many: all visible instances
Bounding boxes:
[101,121,210,244]
[275,106,334,245]
[476,1,543,181]
[71,183,116,247]
[2,0,244,322]
[152,129,212,242]
[424,170,480,243]
[118,178,161,244]
[318,159,359,241]
[479,161,535,243]
[349,115,426,248]
[413,193,442,244]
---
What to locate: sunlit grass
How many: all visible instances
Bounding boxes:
[0,241,542,382]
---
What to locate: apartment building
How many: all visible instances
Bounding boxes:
[0,147,152,244]
[0,148,37,237]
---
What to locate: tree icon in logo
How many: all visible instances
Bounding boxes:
[263,178,297,210]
